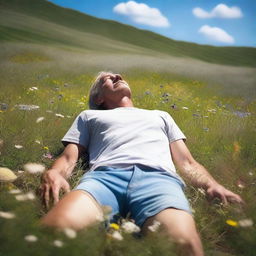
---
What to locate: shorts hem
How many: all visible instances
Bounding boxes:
[73,188,104,214]
[137,205,192,227]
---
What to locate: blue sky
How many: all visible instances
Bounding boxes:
[48,0,255,47]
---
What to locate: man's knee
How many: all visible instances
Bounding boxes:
[40,190,104,230]
[40,210,74,229]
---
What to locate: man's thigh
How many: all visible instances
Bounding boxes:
[142,208,197,238]
[41,190,103,230]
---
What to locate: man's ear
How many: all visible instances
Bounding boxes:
[95,96,104,106]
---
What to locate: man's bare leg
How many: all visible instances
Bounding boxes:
[40,190,104,230]
[141,208,204,256]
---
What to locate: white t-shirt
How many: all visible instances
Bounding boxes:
[62,107,186,181]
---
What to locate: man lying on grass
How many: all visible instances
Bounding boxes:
[40,71,243,256]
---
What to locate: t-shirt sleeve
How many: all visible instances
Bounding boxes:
[61,111,90,148]
[162,111,186,143]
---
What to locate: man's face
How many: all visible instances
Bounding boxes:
[97,73,131,106]
[101,73,130,92]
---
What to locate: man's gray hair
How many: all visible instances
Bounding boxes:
[89,71,113,110]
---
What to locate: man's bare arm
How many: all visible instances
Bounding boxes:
[170,139,243,205]
[41,143,86,208]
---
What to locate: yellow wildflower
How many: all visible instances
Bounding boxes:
[43,146,49,150]
[233,141,241,153]
[110,223,120,230]
[226,219,238,227]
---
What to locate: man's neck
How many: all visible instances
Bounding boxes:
[105,97,134,109]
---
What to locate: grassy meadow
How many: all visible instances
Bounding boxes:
[1,0,256,255]
[0,45,255,256]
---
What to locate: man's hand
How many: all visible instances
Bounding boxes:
[40,143,86,209]
[170,139,244,205]
[206,182,244,205]
[41,169,71,209]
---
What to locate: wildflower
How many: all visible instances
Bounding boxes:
[121,221,140,233]
[110,223,120,230]
[43,146,49,150]
[208,109,216,113]
[248,172,253,176]
[16,104,39,111]
[42,153,53,159]
[148,220,161,232]
[24,235,38,242]
[14,145,23,149]
[233,111,251,118]
[9,189,22,194]
[111,231,123,241]
[58,94,63,100]
[36,117,45,123]
[26,192,36,200]
[55,113,64,118]
[182,107,188,110]
[35,140,41,144]
[236,179,245,189]
[238,219,253,228]
[15,192,35,201]
[63,228,77,239]
[226,219,238,227]
[0,103,8,111]
[23,163,45,174]
[29,87,38,91]
[171,104,177,109]
[162,92,170,97]
[233,141,241,153]
[53,240,64,247]
[0,167,17,182]
[0,211,16,219]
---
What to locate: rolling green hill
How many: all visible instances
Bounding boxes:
[0,0,256,67]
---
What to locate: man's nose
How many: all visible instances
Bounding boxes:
[114,74,122,82]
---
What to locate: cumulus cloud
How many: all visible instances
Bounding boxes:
[193,4,243,19]
[199,25,235,44]
[113,1,170,27]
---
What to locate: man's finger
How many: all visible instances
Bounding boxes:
[44,184,50,209]
[39,184,45,198]
[228,194,245,205]
[63,182,71,194]
[52,186,60,205]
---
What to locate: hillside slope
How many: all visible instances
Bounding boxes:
[0,0,256,67]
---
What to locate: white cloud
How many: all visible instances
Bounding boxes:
[113,1,170,28]
[199,25,235,44]
[193,4,243,19]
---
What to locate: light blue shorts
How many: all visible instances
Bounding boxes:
[74,165,192,227]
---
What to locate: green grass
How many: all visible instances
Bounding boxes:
[0,62,255,255]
